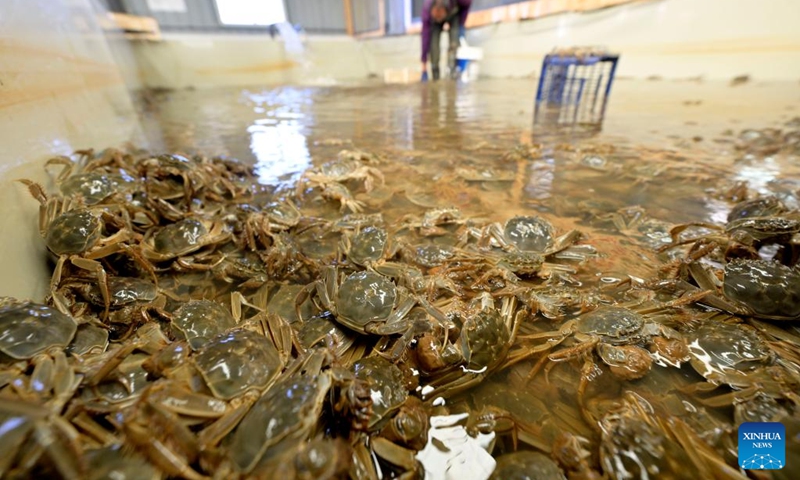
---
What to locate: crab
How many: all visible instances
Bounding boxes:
[224,350,337,473]
[209,249,268,287]
[17,183,157,317]
[490,451,567,480]
[42,152,131,205]
[41,208,135,316]
[457,215,593,286]
[317,181,366,213]
[298,157,384,195]
[667,258,800,321]
[340,224,399,268]
[351,355,409,431]
[727,195,789,222]
[419,293,526,401]
[336,148,382,164]
[522,305,688,423]
[0,396,86,479]
[67,323,110,356]
[405,243,458,269]
[677,319,798,408]
[470,215,583,256]
[118,384,208,480]
[263,199,302,228]
[659,212,800,264]
[295,314,357,359]
[193,328,283,399]
[137,153,205,203]
[62,276,165,340]
[167,299,237,350]
[295,267,417,336]
[0,297,77,361]
[400,207,471,237]
[377,396,430,451]
[142,217,230,262]
[58,172,121,205]
[334,212,385,231]
[248,436,353,479]
[597,392,735,480]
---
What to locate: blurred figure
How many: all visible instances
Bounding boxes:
[421,0,472,81]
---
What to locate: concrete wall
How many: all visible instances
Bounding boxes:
[131,0,800,88]
[471,0,800,80]
[0,0,145,300]
[133,33,373,89]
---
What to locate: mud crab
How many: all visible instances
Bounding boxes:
[598,392,741,479]
[669,258,800,320]
[489,451,567,480]
[420,293,525,401]
[168,299,237,350]
[0,297,77,360]
[341,224,398,268]
[660,213,800,264]
[400,207,471,237]
[352,355,409,431]
[295,267,416,335]
[523,305,687,423]
[193,328,283,399]
[298,157,384,194]
[142,217,230,262]
[225,350,353,473]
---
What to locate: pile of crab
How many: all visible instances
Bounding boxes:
[1,145,799,480]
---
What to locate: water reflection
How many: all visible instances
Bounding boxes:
[249,122,310,187]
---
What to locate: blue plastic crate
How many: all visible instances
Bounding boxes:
[534,53,619,127]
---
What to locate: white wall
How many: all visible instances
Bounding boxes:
[470,0,800,80]
[133,33,374,89]
[0,0,145,300]
[131,0,800,88]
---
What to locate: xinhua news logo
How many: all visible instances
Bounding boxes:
[738,422,785,470]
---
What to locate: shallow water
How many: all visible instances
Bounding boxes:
[129,78,800,477]
[137,78,800,276]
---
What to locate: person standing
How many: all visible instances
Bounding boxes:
[421,0,472,81]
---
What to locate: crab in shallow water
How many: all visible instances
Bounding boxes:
[65,276,164,340]
[666,258,800,321]
[316,181,366,213]
[477,215,583,254]
[340,224,398,268]
[298,157,384,195]
[522,305,688,423]
[142,217,230,263]
[224,349,365,474]
[659,209,800,265]
[419,293,527,401]
[17,185,155,317]
[490,451,567,480]
[400,207,471,237]
[295,266,417,336]
[193,328,283,399]
[597,392,738,480]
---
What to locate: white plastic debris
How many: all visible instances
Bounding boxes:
[415,413,496,480]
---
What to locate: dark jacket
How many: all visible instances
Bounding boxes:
[421,0,472,63]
